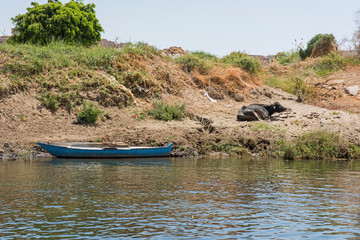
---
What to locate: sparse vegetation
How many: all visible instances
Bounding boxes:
[312,52,349,76]
[277,130,360,160]
[148,101,186,121]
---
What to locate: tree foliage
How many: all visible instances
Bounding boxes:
[299,34,336,60]
[10,0,103,46]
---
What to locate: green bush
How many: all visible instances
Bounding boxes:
[221,51,260,74]
[77,101,103,124]
[278,130,360,160]
[299,34,336,60]
[148,101,186,121]
[276,51,301,65]
[175,54,210,74]
[191,51,219,61]
[10,0,103,46]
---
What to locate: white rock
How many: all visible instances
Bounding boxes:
[344,85,360,96]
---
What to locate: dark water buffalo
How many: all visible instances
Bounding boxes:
[237,102,287,121]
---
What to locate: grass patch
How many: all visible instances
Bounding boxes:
[0,42,118,77]
[211,142,249,155]
[190,51,219,62]
[148,101,186,121]
[175,54,211,74]
[311,52,346,77]
[119,42,159,59]
[221,51,260,74]
[263,75,318,102]
[277,130,360,160]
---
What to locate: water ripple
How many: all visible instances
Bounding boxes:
[1,158,360,239]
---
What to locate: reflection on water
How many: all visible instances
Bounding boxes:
[1,158,360,239]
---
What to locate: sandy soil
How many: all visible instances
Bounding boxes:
[1,80,360,159]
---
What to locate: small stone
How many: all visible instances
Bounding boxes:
[3,143,9,148]
[344,85,359,96]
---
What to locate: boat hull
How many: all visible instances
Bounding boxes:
[38,142,173,158]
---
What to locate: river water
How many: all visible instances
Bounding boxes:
[1,158,360,239]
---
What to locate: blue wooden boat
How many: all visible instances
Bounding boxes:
[38,142,173,158]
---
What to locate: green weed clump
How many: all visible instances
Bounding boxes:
[148,101,186,121]
[276,51,301,66]
[277,130,360,160]
[190,51,219,61]
[175,54,211,74]
[221,51,260,74]
[210,141,249,155]
[77,101,104,124]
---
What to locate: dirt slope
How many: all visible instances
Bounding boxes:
[310,66,360,113]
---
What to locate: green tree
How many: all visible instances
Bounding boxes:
[10,0,103,46]
[299,34,336,60]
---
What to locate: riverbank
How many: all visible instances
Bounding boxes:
[1,85,360,160]
[1,43,360,159]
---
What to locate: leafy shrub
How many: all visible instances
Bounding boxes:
[148,101,186,121]
[221,52,260,73]
[278,130,360,160]
[175,54,210,74]
[299,34,336,60]
[10,0,103,46]
[77,101,104,124]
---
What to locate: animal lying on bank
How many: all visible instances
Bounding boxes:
[237,102,287,121]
